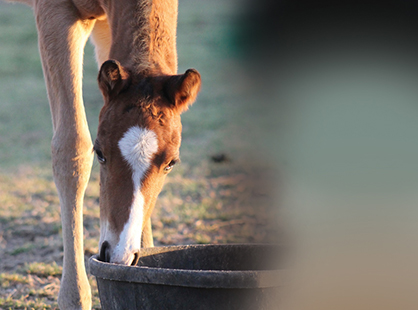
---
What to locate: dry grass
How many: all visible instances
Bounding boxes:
[0,163,275,309]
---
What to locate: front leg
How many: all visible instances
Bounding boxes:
[34,1,96,309]
[141,217,154,248]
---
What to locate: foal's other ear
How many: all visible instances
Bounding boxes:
[98,60,130,97]
[165,69,201,113]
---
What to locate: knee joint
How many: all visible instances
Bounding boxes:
[51,135,93,179]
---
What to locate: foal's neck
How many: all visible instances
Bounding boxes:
[106,0,178,75]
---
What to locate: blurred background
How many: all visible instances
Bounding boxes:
[0,0,276,308]
[241,1,418,309]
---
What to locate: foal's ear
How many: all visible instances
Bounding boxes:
[98,60,130,97]
[165,69,201,113]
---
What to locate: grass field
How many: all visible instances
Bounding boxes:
[0,1,275,308]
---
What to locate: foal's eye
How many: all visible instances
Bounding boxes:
[164,159,177,172]
[95,149,106,164]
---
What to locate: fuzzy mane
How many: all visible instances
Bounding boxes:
[131,0,178,75]
[132,0,153,74]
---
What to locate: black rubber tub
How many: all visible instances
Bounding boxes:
[89,244,283,310]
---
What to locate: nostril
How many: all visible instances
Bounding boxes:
[131,251,140,266]
[99,241,111,263]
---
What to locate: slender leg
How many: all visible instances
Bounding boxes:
[141,218,154,248]
[90,18,112,66]
[34,1,95,309]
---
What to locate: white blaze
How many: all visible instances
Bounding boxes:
[108,126,158,264]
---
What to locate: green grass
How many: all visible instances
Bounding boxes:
[0,296,57,310]
[0,273,29,288]
[9,244,36,256]
[0,0,274,308]
[23,262,62,277]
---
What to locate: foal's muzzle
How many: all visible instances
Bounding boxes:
[99,241,140,266]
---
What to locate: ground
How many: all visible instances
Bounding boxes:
[0,1,276,308]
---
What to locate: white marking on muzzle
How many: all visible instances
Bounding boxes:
[109,126,158,264]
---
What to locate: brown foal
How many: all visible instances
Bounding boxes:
[4,0,201,308]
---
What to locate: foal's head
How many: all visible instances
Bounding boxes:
[95,60,201,265]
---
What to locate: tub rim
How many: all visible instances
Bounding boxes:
[89,244,284,289]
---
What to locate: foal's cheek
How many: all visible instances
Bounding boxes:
[99,164,109,187]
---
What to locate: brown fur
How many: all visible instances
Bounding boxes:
[96,61,200,239]
[4,0,201,309]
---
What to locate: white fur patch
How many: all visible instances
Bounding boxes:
[109,126,158,264]
[118,126,159,180]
